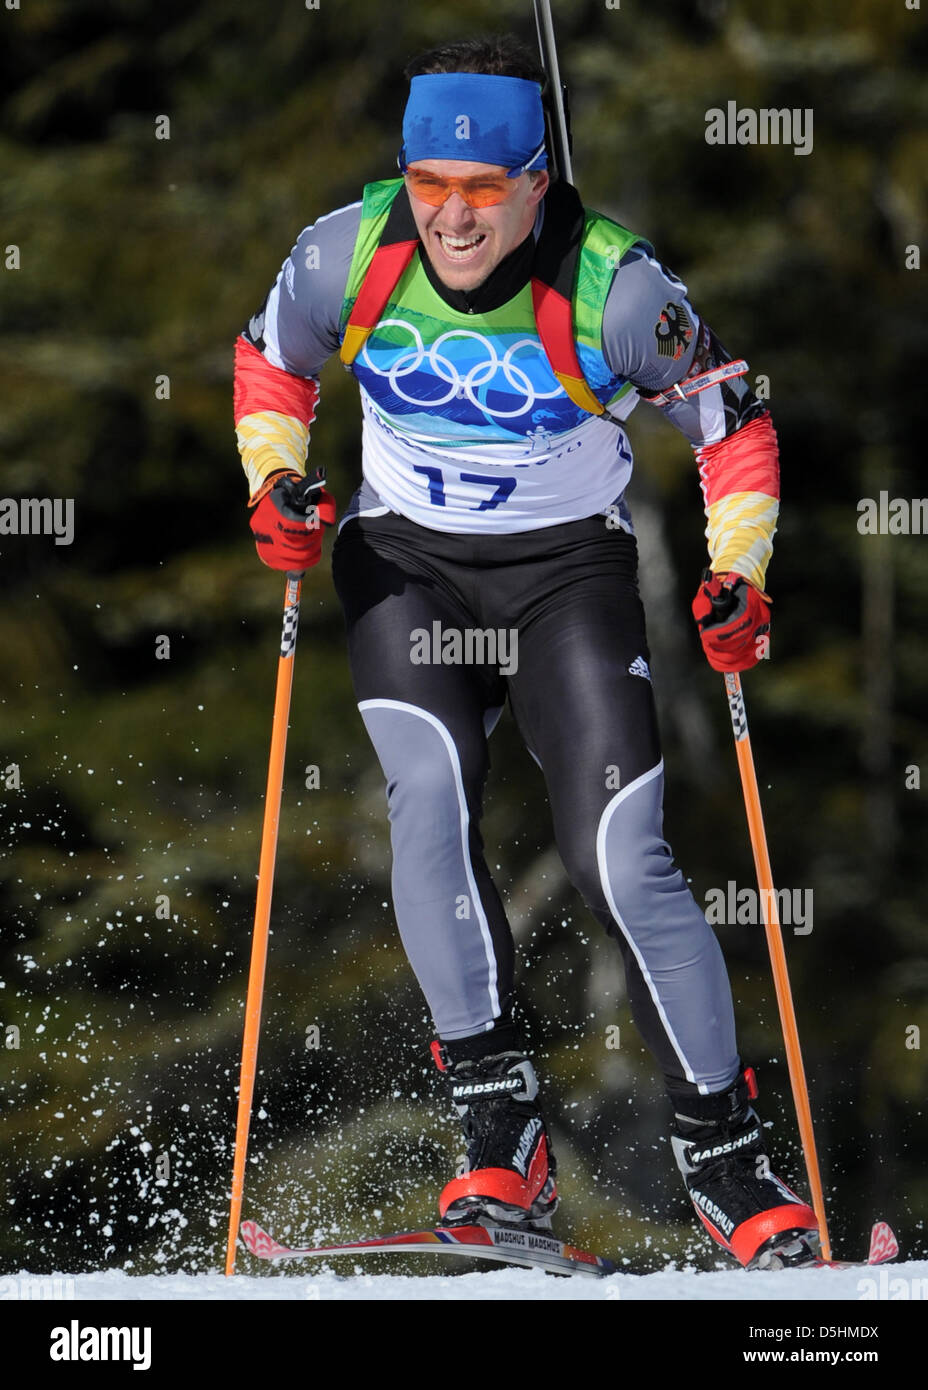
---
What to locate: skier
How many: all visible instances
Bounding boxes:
[234,34,820,1269]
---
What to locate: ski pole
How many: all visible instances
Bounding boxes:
[533,0,573,183]
[225,570,304,1276]
[723,671,833,1262]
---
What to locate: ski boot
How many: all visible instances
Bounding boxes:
[670,1066,820,1269]
[431,1041,558,1230]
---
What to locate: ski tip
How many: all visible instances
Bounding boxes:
[867,1221,899,1265]
[240,1220,291,1260]
[239,1219,261,1254]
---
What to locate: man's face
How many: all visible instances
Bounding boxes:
[406,158,549,293]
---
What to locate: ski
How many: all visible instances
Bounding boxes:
[241,1218,897,1278]
[753,1221,899,1271]
[240,1218,616,1278]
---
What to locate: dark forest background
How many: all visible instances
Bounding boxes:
[1,0,926,1278]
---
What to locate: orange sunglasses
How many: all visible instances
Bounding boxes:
[398,142,545,208]
[402,166,523,209]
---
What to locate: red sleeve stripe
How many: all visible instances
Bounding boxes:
[695,413,780,509]
[233,336,320,427]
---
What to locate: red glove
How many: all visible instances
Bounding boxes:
[249,468,336,572]
[691,570,771,672]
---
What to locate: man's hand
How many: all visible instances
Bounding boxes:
[249,468,336,572]
[691,569,771,673]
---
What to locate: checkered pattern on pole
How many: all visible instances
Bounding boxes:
[725,672,748,742]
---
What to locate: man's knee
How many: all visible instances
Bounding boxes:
[559,829,677,931]
[359,698,487,823]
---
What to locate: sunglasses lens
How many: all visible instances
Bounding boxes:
[463,178,512,207]
[405,171,449,204]
[405,171,514,207]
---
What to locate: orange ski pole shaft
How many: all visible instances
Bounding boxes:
[723,671,832,1263]
[225,571,303,1276]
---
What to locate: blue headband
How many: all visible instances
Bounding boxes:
[400,73,547,175]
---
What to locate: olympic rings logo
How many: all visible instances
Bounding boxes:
[359,320,565,419]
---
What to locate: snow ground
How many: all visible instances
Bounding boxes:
[8,1259,928,1301]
